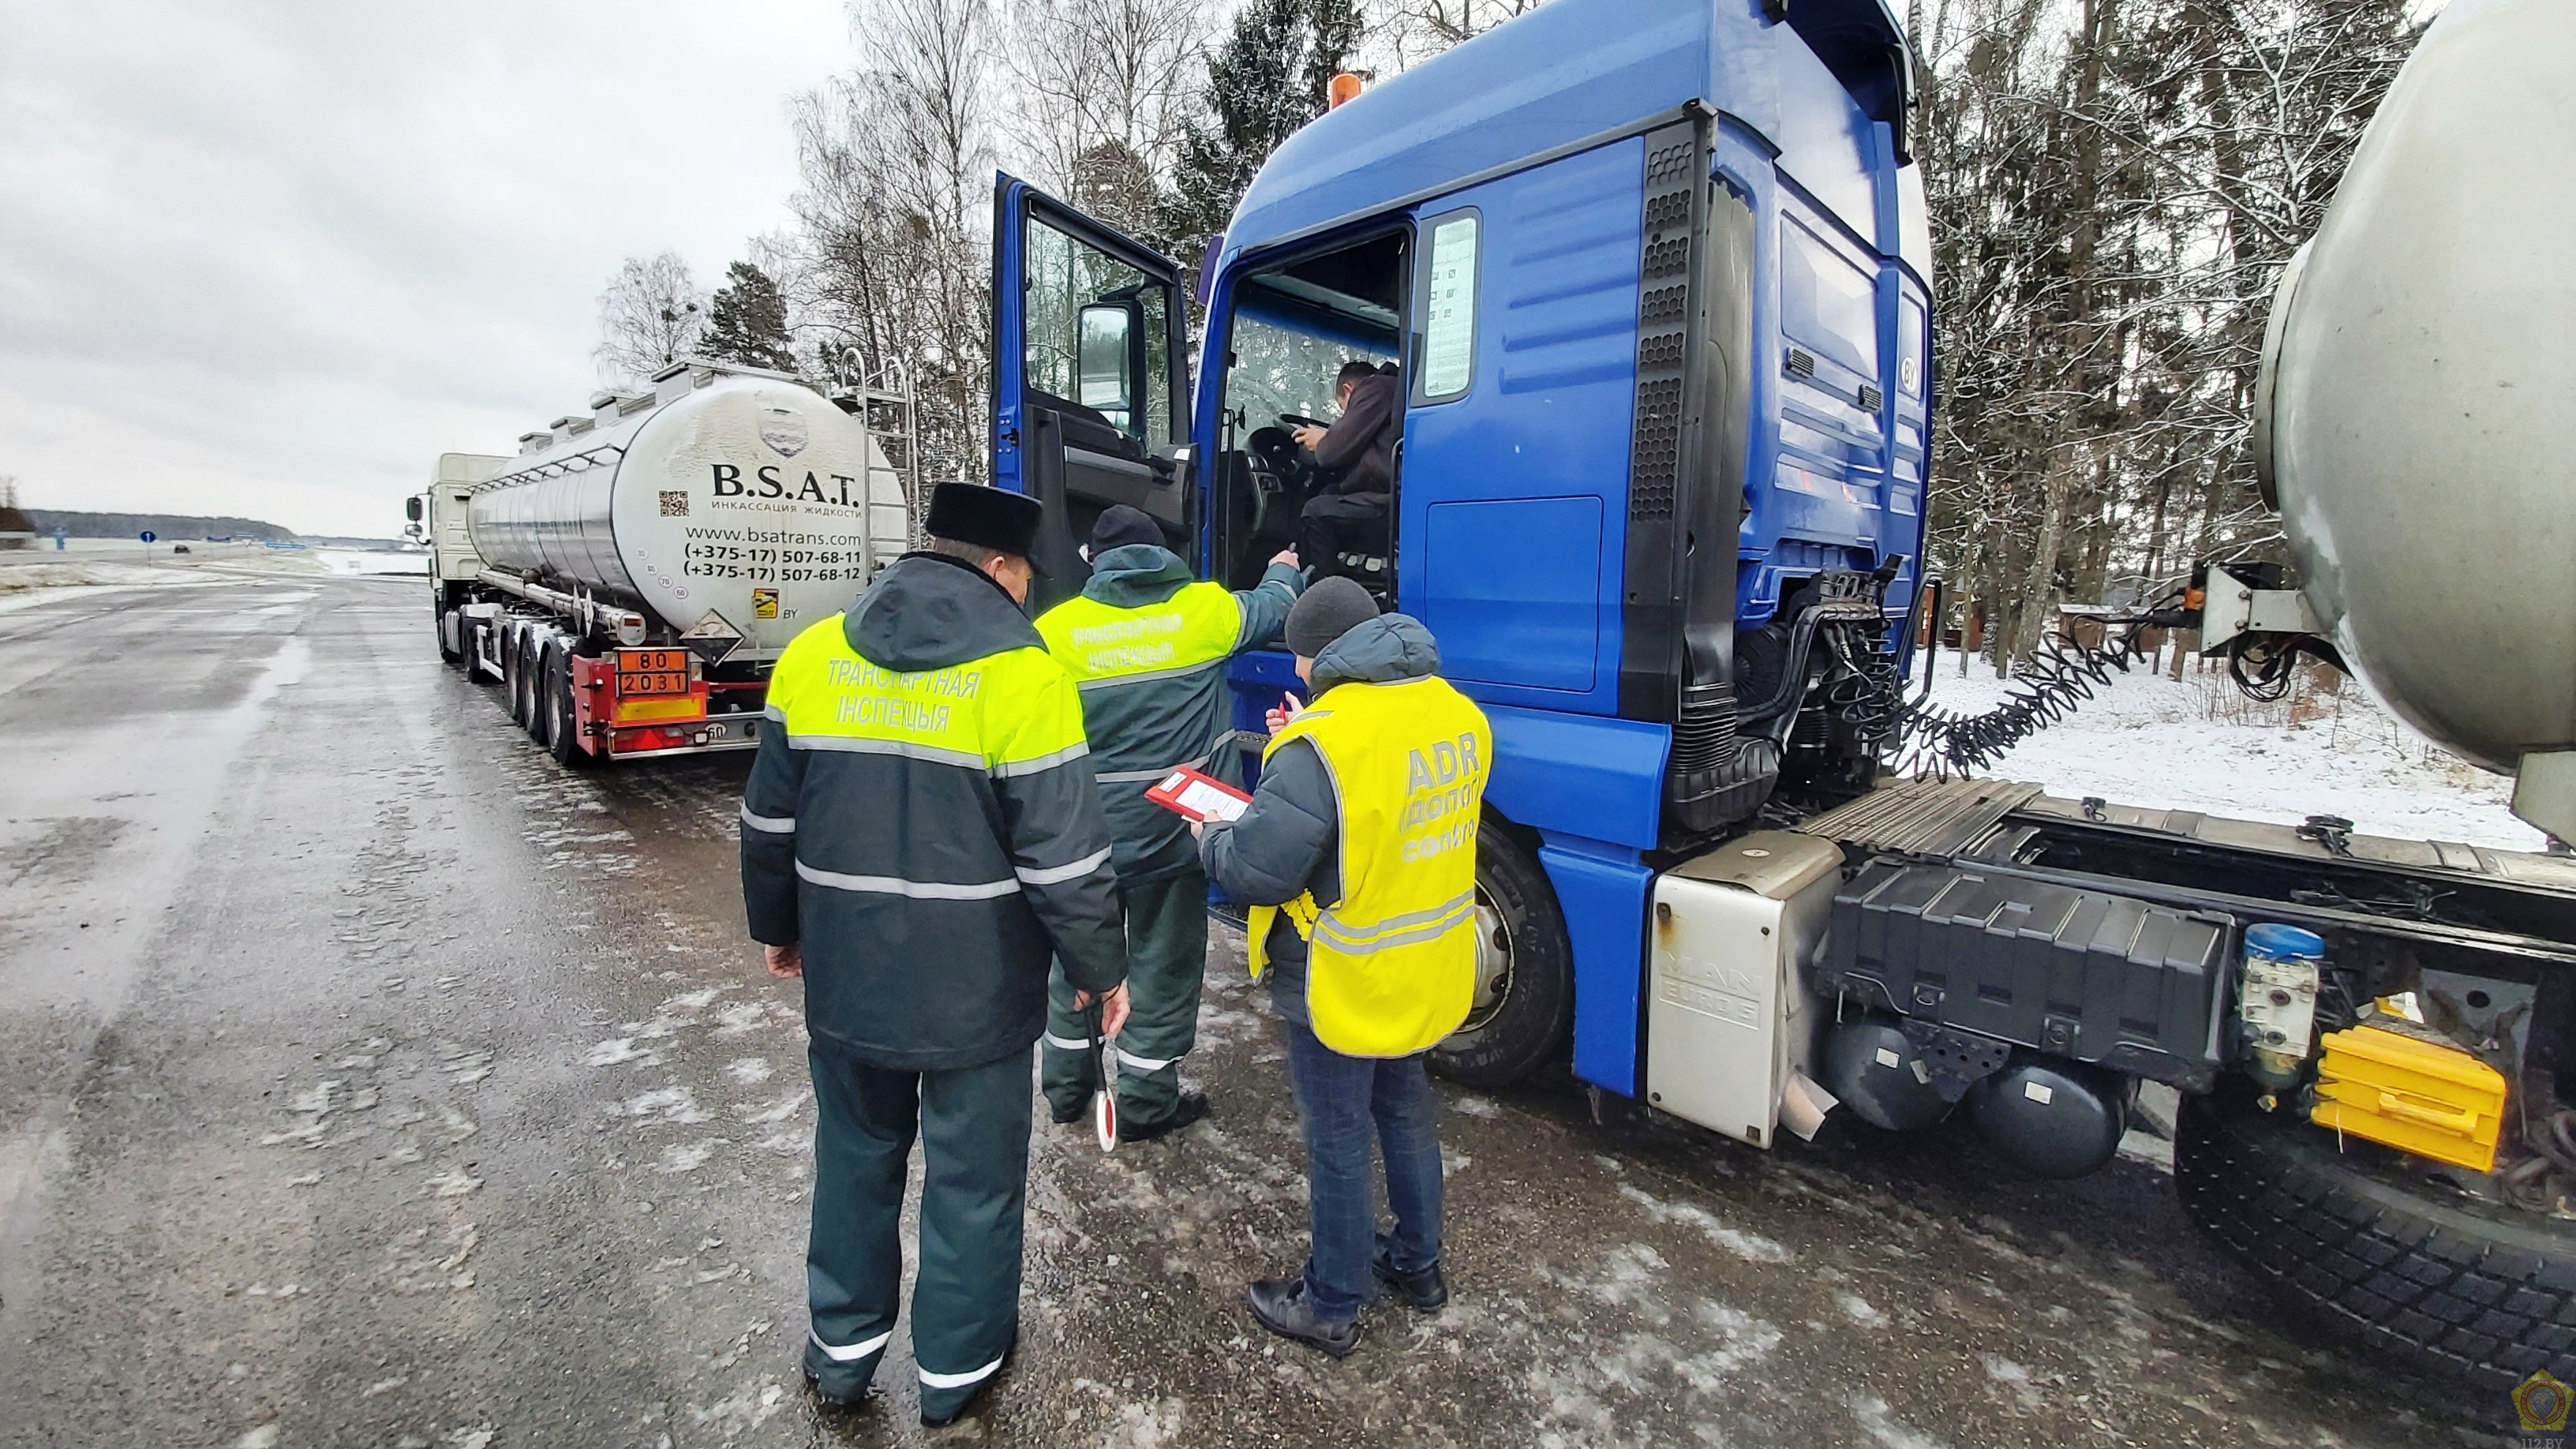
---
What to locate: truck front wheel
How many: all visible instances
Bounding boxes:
[1428,823,1573,1090]
[435,591,462,666]
[2176,1076,2576,1393]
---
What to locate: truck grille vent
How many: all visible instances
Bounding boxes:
[1639,285,1687,327]
[1631,378,1683,515]
[1786,347,1817,379]
[1637,333,1685,372]
[1858,382,1884,411]
[1629,129,1701,522]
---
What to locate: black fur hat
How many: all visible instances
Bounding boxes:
[925,483,1046,569]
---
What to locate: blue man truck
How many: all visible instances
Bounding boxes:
[988,0,2576,1393]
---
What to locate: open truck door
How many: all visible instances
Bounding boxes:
[990,174,1195,611]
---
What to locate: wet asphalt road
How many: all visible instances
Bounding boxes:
[0,576,2504,1447]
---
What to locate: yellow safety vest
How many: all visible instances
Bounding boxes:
[1035,582,1244,688]
[1248,676,1492,1058]
[766,616,1088,774]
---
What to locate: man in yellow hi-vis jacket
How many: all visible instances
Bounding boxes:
[1197,577,1490,1357]
[1035,504,1303,1139]
[742,484,1129,1427]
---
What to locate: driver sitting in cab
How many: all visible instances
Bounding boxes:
[1290,361,1400,582]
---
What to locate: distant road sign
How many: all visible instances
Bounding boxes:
[140,530,156,543]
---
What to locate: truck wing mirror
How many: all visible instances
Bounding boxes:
[1076,302,1135,420]
[406,496,425,523]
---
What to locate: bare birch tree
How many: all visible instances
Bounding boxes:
[777,0,1001,483]
[594,250,706,387]
[1005,0,1211,239]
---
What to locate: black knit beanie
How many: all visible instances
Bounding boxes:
[1284,576,1380,659]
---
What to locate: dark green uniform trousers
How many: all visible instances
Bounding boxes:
[801,1043,1029,1421]
[1043,867,1208,1128]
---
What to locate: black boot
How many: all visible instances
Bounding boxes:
[1372,1252,1448,1312]
[1047,1089,1091,1127]
[1118,1090,1210,1144]
[919,1329,1017,1428]
[801,1371,878,1410]
[1246,1276,1360,1358]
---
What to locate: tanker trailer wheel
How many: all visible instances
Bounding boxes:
[1428,822,1573,1090]
[503,625,531,726]
[2176,1076,2576,1394]
[520,635,552,742]
[544,646,595,769]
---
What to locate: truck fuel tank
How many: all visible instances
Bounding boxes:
[1644,832,1845,1148]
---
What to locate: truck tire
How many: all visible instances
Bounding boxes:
[2176,1076,2576,1394]
[545,647,595,768]
[503,626,531,726]
[436,594,462,666]
[527,638,561,745]
[1428,823,1574,1089]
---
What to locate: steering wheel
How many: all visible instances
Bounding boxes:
[1242,426,1313,541]
[1278,412,1329,433]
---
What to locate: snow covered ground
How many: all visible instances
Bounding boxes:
[312,548,425,576]
[1915,646,2545,852]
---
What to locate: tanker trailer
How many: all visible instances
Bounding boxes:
[410,358,916,765]
[2159,0,2576,1393]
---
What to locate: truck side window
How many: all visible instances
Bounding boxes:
[1415,209,1481,402]
[1024,216,1173,451]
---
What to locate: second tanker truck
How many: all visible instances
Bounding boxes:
[409,358,915,764]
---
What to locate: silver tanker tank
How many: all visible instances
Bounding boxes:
[2252,0,2575,836]
[467,360,908,661]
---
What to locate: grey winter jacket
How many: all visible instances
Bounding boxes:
[1198,613,1444,1027]
[741,552,1126,1069]
[1039,543,1302,884]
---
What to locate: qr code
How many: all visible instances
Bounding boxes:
[659,490,689,517]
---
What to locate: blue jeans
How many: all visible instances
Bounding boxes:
[1283,1017,1444,1323]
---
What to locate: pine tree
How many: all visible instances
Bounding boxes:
[1157,0,1364,257]
[702,261,798,373]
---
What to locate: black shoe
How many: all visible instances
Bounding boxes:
[1118,1090,1210,1144]
[1372,1252,1448,1313]
[801,1370,877,1410]
[1246,1275,1361,1358]
[919,1329,1016,1428]
[1047,1091,1090,1126]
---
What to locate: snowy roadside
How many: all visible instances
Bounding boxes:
[0,548,388,613]
[1915,647,2544,852]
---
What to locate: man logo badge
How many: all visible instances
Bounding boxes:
[758,407,808,459]
[2517,1368,2572,1433]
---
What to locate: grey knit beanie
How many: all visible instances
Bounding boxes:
[1285,576,1380,659]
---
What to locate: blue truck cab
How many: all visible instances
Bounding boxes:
[992,0,1928,1101]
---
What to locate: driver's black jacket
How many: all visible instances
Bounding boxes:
[1316,369,1400,498]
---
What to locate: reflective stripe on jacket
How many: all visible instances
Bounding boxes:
[1246,672,1491,1058]
[741,551,1125,1070]
[1035,545,1301,882]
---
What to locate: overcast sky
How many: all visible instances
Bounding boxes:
[0,0,853,537]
